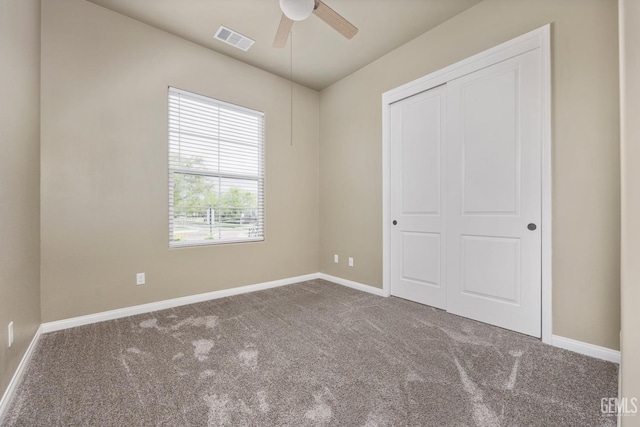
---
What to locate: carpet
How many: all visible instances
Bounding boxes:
[1,279,618,426]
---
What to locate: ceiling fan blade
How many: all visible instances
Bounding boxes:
[273,14,294,48]
[313,0,358,39]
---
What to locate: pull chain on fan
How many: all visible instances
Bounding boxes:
[290,30,293,146]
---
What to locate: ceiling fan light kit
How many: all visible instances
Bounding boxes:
[279,0,315,21]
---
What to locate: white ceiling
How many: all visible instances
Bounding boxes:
[86,0,482,91]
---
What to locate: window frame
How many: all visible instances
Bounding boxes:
[168,87,265,248]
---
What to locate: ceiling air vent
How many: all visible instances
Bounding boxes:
[214,26,255,52]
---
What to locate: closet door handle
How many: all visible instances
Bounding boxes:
[393,220,397,225]
[527,223,537,231]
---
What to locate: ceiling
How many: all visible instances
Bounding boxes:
[86,0,482,91]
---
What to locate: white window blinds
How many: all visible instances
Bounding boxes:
[169,87,264,247]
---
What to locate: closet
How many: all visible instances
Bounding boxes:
[385,30,548,338]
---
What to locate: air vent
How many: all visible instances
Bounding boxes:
[214,26,255,52]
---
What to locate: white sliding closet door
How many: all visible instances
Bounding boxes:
[390,86,446,309]
[445,49,542,337]
[389,49,543,338]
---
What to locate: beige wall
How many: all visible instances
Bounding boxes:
[620,0,640,423]
[320,0,621,350]
[0,0,42,399]
[40,0,320,322]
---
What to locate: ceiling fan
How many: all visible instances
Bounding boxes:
[273,0,358,48]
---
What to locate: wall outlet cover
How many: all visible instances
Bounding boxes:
[136,273,145,285]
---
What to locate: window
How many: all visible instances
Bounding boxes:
[169,87,264,247]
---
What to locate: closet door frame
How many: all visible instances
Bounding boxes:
[381,24,552,344]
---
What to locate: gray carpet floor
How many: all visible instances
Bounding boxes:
[1,279,618,426]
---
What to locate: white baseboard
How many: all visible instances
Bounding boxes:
[38,274,619,368]
[41,273,387,333]
[0,325,42,422]
[551,334,621,364]
[318,273,388,297]
[42,273,320,333]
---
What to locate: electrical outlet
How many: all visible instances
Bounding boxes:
[136,272,145,286]
[334,254,339,264]
[348,257,354,267]
[8,321,13,348]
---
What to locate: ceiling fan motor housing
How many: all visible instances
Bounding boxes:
[280,0,315,21]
